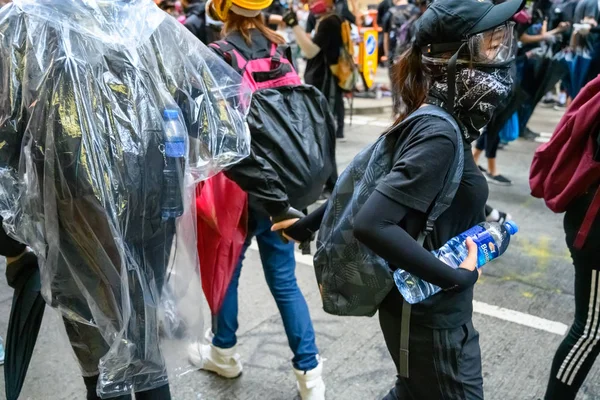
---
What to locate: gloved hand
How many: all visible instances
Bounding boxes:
[283,11,299,27]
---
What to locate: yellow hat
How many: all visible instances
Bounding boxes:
[209,0,273,20]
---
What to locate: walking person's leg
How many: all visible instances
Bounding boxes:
[334,86,345,140]
[323,86,343,195]
[188,229,252,378]
[545,189,600,400]
[378,290,483,400]
[473,133,486,167]
[253,214,323,399]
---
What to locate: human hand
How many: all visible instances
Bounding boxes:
[459,237,482,278]
[271,218,300,242]
[283,11,299,27]
[582,17,598,28]
[558,21,571,32]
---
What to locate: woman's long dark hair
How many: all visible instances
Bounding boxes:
[390,43,430,122]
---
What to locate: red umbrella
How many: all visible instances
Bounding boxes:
[196,173,248,319]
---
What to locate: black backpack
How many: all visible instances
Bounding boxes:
[313,105,465,317]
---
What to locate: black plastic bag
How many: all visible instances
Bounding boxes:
[227,85,336,213]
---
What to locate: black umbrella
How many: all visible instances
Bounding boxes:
[4,252,46,400]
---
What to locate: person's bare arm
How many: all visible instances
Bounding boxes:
[292,25,321,59]
[269,14,283,26]
[383,32,390,61]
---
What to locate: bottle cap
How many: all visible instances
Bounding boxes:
[504,220,519,235]
[163,109,179,120]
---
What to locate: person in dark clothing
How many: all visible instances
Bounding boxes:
[182,0,223,44]
[263,0,286,30]
[544,185,600,400]
[381,0,420,67]
[305,0,356,34]
[377,0,393,27]
[285,0,345,196]
[275,0,524,398]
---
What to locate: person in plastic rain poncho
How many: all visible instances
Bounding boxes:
[0,0,250,399]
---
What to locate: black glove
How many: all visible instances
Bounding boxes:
[283,11,299,27]
[272,207,306,243]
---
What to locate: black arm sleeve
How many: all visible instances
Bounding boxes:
[224,149,291,218]
[283,201,328,242]
[353,191,478,291]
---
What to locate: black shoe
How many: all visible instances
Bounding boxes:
[521,127,540,141]
[540,98,555,108]
[486,174,512,186]
[478,165,488,174]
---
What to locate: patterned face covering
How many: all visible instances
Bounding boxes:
[428,65,513,141]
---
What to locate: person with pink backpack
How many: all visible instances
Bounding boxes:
[530,74,600,400]
[185,0,335,399]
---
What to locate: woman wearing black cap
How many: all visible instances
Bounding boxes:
[274,0,524,398]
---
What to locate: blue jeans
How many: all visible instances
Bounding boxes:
[213,212,319,371]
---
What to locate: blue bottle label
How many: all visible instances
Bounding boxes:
[460,225,499,267]
[165,141,185,158]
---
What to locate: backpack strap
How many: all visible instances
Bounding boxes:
[574,185,600,250]
[391,105,464,379]
[210,40,245,73]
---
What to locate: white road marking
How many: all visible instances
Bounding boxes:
[539,132,553,137]
[472,300,568,336]
[535,137,551,143]
[248,241,570,336]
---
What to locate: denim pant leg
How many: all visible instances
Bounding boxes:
[212,235,252,349]
[253,215,319,371]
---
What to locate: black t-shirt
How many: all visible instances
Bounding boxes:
[377,115,489,329]
[377,0,393,27]
[304,14,343,92]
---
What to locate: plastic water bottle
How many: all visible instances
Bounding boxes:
[161,109,186,220]
[393,221,519,304]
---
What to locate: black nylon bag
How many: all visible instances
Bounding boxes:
[246,85,336,211]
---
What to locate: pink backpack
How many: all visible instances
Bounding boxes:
[210,34,301,92]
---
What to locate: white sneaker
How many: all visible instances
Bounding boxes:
[294,358,326,400]
[188,330,242,379]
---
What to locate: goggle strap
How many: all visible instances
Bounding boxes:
[422,41,465,57]
[446,42,466,116]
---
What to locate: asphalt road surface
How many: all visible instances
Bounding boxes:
[1,105,596,400]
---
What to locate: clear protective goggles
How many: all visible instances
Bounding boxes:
[422,22,517,67]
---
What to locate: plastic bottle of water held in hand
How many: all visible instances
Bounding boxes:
[393,221,519,304]
[161,109,186,220]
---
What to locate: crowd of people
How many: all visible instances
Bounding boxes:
[0,0,599,399]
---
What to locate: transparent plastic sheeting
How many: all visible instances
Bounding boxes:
[0,0,251,396]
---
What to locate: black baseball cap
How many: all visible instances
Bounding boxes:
[414,0,526,48]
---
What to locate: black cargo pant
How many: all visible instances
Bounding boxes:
[379,291,483,400]
[545,186,600,400]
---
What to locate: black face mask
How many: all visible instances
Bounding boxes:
[427,65,513,142]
